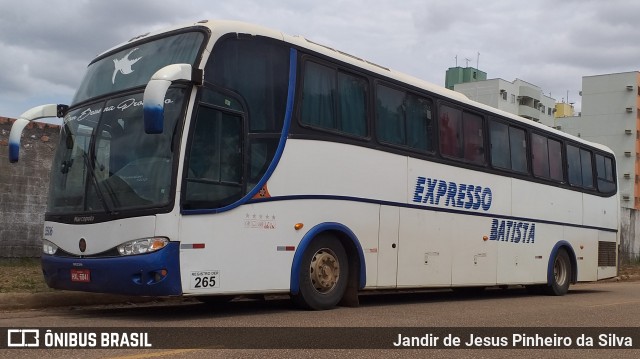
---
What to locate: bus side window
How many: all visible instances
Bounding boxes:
[376,85,433,152]
[568,145,595,189]
[509,127,527,173]
[438,105,462,158]
[337,71,367,136]
[184,106,243,209]
[531,133,549,178]
[596,154,616,193]
[405,93,433,151]
[489,121,510,169]
[489,120,526,173]
[438,105,485,164]
[301,61,367,137]
[580,148,594,189]
[301,61,336,130]
[548,138,564,181]
[462,112,484,164]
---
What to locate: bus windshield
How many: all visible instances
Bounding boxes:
[48,88,185,215]
[72,31,205,105]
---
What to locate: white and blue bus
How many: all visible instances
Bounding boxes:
[9,20,618,310]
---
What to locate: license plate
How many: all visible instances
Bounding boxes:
[70,269,91,283]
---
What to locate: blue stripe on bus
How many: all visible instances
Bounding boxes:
[182,47,297,215]
[290,222,366,294]
[247,194,618,233]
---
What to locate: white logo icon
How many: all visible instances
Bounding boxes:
[7,329,40,347]
[112,48,142,84]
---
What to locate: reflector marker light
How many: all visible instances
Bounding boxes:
[181,243,206,249]
[277,246,296,251]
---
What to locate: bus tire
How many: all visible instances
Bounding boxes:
[293,235,348,310]
[545,248,571,296]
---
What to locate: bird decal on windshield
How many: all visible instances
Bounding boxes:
[112,48,142,84]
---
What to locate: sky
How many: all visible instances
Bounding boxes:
[1,0,639,120]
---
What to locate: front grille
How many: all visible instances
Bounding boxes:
[598,241,617,267]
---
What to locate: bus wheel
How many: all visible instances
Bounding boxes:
[545,248,571,296]
[293,235,348,310]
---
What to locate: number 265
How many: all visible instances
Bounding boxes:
[194,276,216,288]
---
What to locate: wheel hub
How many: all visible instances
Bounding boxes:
[310,249,340,294]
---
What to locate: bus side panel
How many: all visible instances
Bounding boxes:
[178,200,380,295]
[397,208,452,287]
[405,158,510,288]
[269,139,407,203]
[501,179,583,285]
[450,215,497,286]
[497,221,564,285]
[377,205,399,288]
[564,225,598,282]
[511,179,583,225]
[583,193,618,230]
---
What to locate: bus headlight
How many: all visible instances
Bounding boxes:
[117,237,169,256]
[42,239,58,255]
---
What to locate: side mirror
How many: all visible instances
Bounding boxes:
[143,64,203,134]
[9,104,68,163]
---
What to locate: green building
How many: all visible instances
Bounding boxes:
[445,66,487,90]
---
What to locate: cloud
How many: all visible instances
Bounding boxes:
[1,0,639,116]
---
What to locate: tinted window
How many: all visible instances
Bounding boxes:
[532,133,550,178]
[548,139,564,181]
[438,105,462,157]
[184,106,243,209]
[567,145,581,186]
[376,85,404,144]
[567,144,594,188]
[439,105,484,163]
[509,127,527,173]
[489,121,509,169]
[338,72,368,136]
[301,61,367,137]
[301,62,336,129]
[596,154,616,193]
[377,85,433,151]
[489,120,526,173]
[580,149,594,188]
[532,133,564,181]
[463,112,485,164]
[208,36,289,133]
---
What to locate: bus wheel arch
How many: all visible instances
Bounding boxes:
[545,241,578,296]
[290,223,365,310]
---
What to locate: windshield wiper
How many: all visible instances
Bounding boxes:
[81,151,114,213]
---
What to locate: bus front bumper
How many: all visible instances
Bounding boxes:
[41,242,182,296]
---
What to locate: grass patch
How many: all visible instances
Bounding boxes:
[0,258,52,293]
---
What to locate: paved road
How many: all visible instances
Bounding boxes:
[1,281,639,358]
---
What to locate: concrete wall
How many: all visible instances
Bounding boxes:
[620,207,640,263]
[0,117,60,257]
